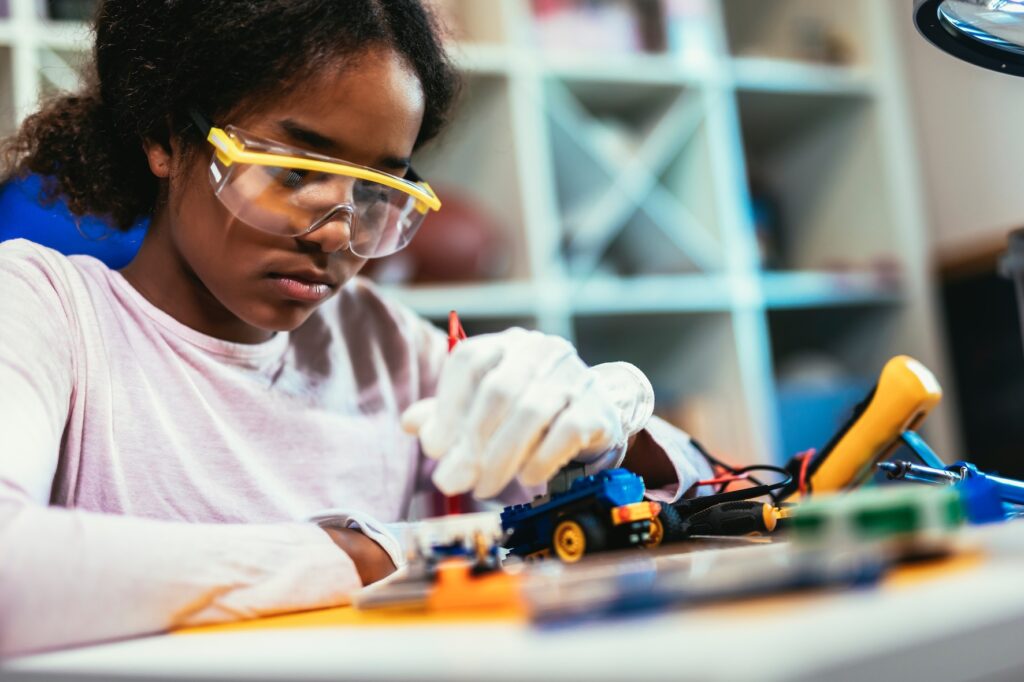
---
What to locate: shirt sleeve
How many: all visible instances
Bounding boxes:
[640,416,716,503]
[0,242,363,656]
[0,503,362,656]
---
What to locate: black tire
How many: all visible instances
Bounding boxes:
[658,504,690,544]
[552,513,608,562]
[577,513,608,554]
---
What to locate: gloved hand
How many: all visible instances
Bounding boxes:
[401,328,655,499]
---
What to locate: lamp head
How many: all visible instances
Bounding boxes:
[915,0,1024,76]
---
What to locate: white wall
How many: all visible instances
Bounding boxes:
[895,1,1024,258]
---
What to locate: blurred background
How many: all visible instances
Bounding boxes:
[2,0,1022,477]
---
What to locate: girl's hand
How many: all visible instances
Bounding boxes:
[322,527,397,585]
[401,328,654,499]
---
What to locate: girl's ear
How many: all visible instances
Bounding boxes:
[142,140,172,178]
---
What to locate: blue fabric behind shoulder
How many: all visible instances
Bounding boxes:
[0,174,147,268]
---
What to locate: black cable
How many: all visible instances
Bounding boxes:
[690,438,787,506]
[714,464,791,506]
[674,463,792,515]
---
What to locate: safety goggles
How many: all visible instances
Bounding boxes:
[190,111,441,259]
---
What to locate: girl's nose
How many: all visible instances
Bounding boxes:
[298,204,354,254]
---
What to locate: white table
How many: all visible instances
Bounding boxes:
[7,526,1024,682]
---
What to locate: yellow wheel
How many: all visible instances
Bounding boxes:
[645,515,664,548]
[553,519,587,563]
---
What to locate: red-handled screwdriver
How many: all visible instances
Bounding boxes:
[444,310,467,515]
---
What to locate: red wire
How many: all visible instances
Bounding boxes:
[697,472,751,487]
[448,310,467,351]
[443,310,468,515]
[797,448,816,496]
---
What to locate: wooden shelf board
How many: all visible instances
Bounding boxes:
[761,270,903,309]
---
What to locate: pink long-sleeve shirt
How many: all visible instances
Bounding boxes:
[0,238,711,656]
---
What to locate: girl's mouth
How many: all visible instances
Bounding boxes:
[266,273,335,303]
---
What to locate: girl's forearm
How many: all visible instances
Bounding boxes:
[621,429,680,490]
[322,527,397,585]
[620,417,715,501]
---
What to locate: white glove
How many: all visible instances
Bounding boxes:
[401,328,655,499]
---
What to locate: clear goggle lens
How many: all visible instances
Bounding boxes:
[207,126,435,259]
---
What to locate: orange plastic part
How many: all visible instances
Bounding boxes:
[611,501,661,525]
[426,560,525,612]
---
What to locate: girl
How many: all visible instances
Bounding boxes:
[0,0,711,656]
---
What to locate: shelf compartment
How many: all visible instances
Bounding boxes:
[769,305,903,374]
[528,0,669,56]
[37,45,87,97]
[0,45,12,134]
[546,77,723,277]
[431,0,512,45]
[769,305,901,458]
[574,311,755,463]
[591,205,712,277]
[40,0,94,22]
[738,89,898,272]
[412,73,530,281]
[722,0,869,67]
[36,21,90,50]
[447,43,519,75]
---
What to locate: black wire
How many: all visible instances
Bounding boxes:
[672,463,792,515]
[690,438,789,506]
[716,464,791,506]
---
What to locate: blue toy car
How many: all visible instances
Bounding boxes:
[500,468,661,562]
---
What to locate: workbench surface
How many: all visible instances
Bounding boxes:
[6,525,1024,682]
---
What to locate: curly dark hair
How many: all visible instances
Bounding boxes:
[1,0,461,230]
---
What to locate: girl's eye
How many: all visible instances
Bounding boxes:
[280,168,309,189]
[266,166,311,189]
[354,182,389,204]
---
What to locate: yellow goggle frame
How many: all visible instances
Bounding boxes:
[206,126,442,215]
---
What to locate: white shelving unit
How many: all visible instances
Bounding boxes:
[0,0,959,466]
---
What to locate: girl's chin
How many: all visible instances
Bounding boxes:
[244,300,326,334]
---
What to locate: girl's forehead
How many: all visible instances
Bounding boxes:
[235,47,425,167]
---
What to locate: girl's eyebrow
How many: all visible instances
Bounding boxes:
[277,119,336,151]
[276,119,411,172]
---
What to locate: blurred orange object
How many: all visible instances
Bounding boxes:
[426,559,524,612]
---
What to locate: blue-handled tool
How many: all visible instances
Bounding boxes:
[879,460,1024,506]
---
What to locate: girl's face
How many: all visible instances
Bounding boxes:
[149,46,425,338]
